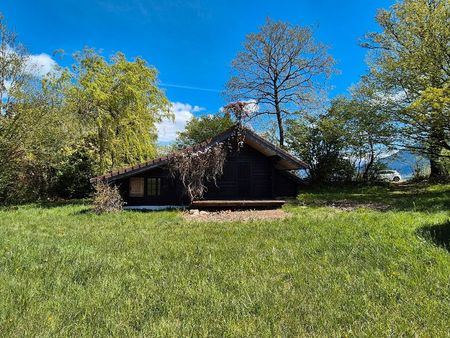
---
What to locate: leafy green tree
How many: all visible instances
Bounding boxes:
[176,112,234,147]
[68,49,172,174]
[48,142,96,198]
[0,16,77,202]
[286,113,355,184]
[363,0,450,180]
[18,72,81,199]
[226,18,335,146]
[0,14,172,203]
[331,82,396,181]
[0,14,29,202]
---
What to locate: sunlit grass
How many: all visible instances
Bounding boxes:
[0,184,449,336]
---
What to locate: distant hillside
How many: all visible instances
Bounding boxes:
[381,150,428,178]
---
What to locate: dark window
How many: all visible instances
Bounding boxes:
[147,178,161,196]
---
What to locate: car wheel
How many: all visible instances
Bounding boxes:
[393,176,400,182]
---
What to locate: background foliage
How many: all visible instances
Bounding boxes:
[0,17,171,204]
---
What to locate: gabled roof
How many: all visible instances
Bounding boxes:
[90,126,307,184]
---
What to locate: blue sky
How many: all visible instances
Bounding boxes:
[2,0,393,141]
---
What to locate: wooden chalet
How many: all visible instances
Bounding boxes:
[90,126,307,208]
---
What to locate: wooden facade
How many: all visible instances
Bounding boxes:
[91,127,307,207]
[203,144,299,200]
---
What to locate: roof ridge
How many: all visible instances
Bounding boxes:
[90,126,236,183]
[243,128,307,167]
[90,124,307,183]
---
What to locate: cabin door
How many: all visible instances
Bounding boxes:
[237,163,251,198]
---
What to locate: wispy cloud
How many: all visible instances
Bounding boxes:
[160,82,221,93]
[157,102,204,143]
[97,0,212,21]
[97,0,149,17]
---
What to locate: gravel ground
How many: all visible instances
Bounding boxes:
[183,209,290,222]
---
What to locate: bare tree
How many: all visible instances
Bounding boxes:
[226,18,335,146]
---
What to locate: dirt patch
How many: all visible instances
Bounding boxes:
[183,209,290,222]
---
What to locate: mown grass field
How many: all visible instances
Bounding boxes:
[0,183,449,337]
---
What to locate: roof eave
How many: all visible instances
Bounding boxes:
[89,125,307,183]
[243,130,307,170]
[90,159,169,184]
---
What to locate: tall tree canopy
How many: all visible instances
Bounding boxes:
[226,18,335,146]
[0,16,77,201]
[331,81,396,181]
[363,0,450,179]
[0,14,172,203]
[0,13,30,170]
[68,49,172,174]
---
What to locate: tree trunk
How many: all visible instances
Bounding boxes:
[274,87,284,147]
[362,144,375,182]
[428,125,447,181]
[276,108,284,147]
[429,155,446,181]
[363,156,374,181]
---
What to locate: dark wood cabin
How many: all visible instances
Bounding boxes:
[90,127,307,208]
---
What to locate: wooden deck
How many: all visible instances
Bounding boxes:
[191,200,286,208]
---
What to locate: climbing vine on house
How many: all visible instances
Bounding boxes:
[168,143,227,202]
[224,100,258,150]
[168,101,253,201]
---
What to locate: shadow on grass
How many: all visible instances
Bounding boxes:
[0,199,90,212]
[38,199,90,209]
[298,183,450,212]
[123,208,184,213]
[418,221,450,252]
[71,208,93,215]
[70,207,182,216]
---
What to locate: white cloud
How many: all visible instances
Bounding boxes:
[157,102,204,143]
[0,51,57,103]
[242,99,259,115]
[4,46,58,78]
[1,51,57,108]
[25,53,57,77]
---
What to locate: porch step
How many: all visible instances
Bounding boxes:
[191,200,286,208]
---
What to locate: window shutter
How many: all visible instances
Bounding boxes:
[129,177,144,197]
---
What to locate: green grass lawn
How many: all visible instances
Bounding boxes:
[1,184,449,337]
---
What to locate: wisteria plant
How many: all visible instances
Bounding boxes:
[169,101,254,201]
[168,143,227,202]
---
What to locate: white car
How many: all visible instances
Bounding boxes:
[377,170,402,182]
